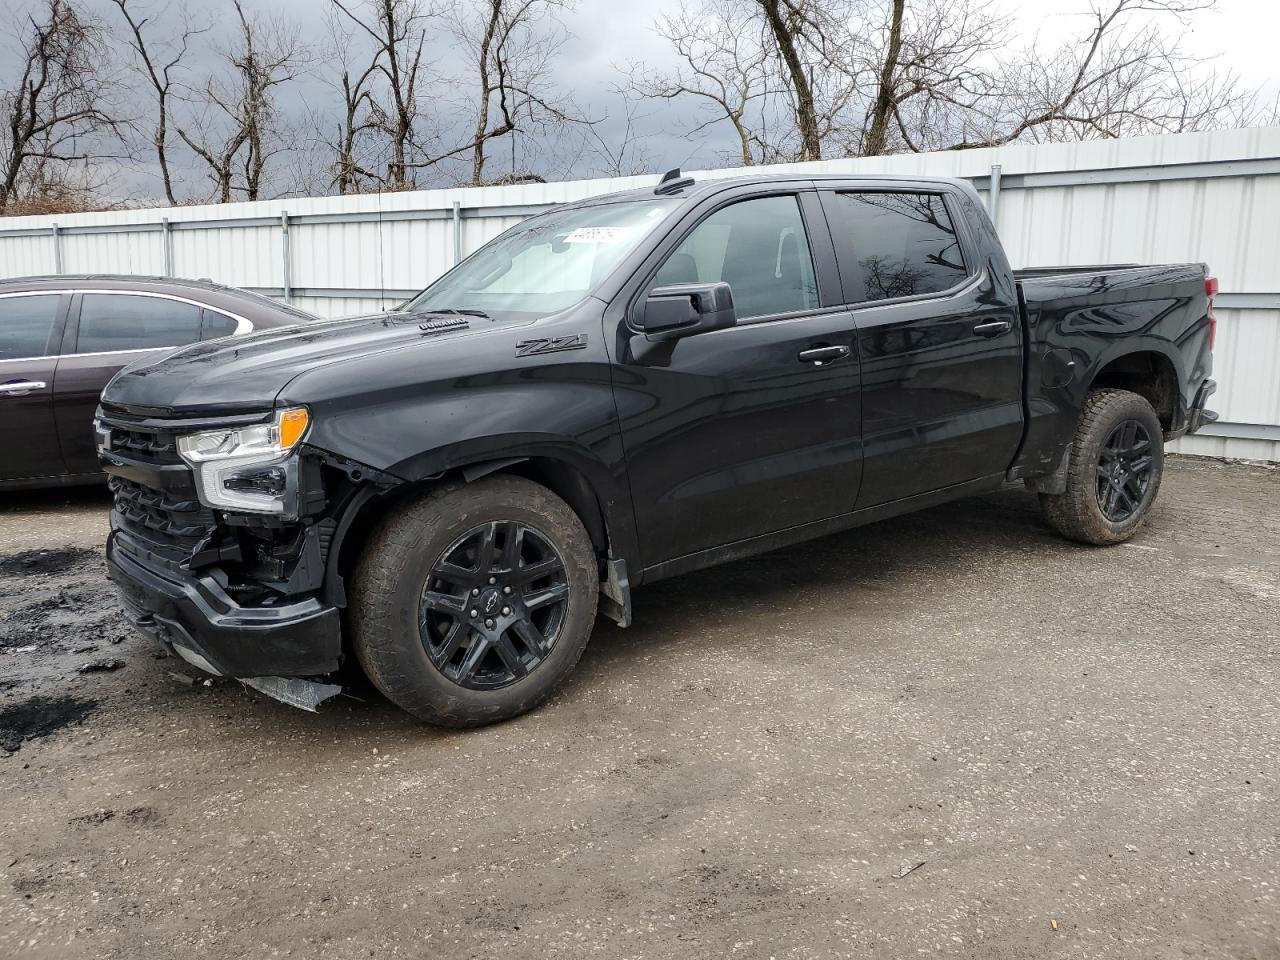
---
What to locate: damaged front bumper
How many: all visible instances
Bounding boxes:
[96,405,397,710]
[107,527,343,679]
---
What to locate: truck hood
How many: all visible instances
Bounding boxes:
[101,312,492,416]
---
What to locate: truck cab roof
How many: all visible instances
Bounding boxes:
[565,171,976,210]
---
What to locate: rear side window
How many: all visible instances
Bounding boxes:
[75,294,202,353]
[653,195,819,321]
[828,192,968,303]
[0,294,60,360]
[200,309,239,340]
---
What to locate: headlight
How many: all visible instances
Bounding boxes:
[177,407,310,515]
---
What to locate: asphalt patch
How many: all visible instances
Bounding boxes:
[0,694,96,753]
[0,547,98,578]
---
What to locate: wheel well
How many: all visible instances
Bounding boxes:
[500,458,611,572]
[1089,352,1178,429]
[331,457,612,600]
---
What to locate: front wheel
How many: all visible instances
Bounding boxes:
[350,475,598,728]
[1040,388,1165,545]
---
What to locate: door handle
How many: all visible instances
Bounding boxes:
[0,380,47,396]
[798,345,850,365]
[972,320,1012,338]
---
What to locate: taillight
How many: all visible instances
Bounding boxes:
[1205,275,1218,351]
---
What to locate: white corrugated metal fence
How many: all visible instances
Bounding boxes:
[2,126,1278,460]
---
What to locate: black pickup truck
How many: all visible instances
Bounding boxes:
[97,171,1218,725]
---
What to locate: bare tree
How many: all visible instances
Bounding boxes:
[330,0,437,189]
[452,0,583,185]
[849,0,1255,154]
[837,0,1008,155]
[861,0,904,157]
[578,93,655,177]
[639,0,1263,163]
[0,0,124,213]
[321,7,383,193]
[634,0,868,165]
[176,0,306,202]
[108,0,205,205]
[750,0,827,160]
[627,0,782,166]
[954,0,1255,149]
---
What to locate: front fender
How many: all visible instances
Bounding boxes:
[277,302,638,570]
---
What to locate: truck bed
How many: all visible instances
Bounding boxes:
[1015,261,1209,309]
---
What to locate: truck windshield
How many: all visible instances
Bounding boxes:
[404,198,678,320]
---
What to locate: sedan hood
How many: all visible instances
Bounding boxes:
[101,312,487,416]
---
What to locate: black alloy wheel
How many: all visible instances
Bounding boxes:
[419,520,570,690]
[1095,418,1155,523]
[1039,388,1165,545]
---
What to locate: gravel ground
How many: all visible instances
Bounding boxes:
[0,457,1277,960]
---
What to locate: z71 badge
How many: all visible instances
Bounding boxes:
[514,333,589,357]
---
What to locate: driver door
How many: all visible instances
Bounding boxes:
[610,189,863,572]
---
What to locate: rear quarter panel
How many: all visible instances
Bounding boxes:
[1014,264,1211,477]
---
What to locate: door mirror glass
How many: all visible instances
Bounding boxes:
[640,282,736,341]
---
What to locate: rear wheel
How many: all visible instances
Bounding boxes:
[350,475,598,727]
[1039,388,1165,545]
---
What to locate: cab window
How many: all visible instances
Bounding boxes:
[827,192,968,303]
[653,195,819,321]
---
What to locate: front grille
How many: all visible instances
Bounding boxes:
[110,476,216,561]
[107,424,181,465]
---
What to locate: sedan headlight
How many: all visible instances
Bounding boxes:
[177,407,310,515]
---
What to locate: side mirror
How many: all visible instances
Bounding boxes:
[639,282,736,342]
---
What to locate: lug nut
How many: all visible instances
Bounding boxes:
[488,576,496,585]
[503,586,511,595]
[472,587,480,596]
[501,606,510,616]
[485,619,495,628]
[470,609,478,618]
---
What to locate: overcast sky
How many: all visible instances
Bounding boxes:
[6,0,1278,199]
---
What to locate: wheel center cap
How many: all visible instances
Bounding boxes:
[480,588,502,617]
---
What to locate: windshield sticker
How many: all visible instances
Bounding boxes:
[563,226,637,244]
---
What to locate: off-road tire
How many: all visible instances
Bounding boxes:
[1040,388,1165,545]
[350,475,598,728]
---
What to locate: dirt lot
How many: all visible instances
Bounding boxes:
[1,457,1277,959]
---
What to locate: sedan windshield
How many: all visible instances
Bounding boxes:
[404,198,678,320]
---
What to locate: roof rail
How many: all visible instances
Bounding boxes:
[654,167,695,196]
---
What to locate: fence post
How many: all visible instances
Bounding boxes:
[988,163,1002,227]
[452,200,462,265]
[162,217,173,276]
[51,223,62,274]
[280,210,292,303]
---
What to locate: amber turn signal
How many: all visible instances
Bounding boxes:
[278,407,310,449]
